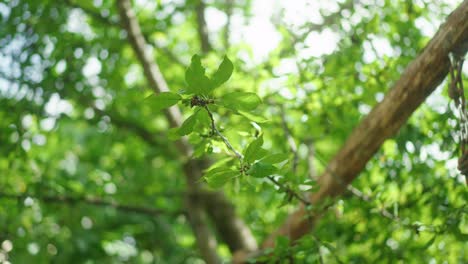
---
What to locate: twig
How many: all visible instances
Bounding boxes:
[346,186,399,221]
[203,106,243,159]
[310,234,344,264]
[267,176,310,206]
[203,106,311,207]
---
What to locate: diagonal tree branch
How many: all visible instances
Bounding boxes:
[260,0,468,250]
[63,0,187,68]
[234,1,468,262]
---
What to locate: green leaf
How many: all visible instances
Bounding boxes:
[221,92,261,111]
[422,236,437,250]
[168,127,181,140]
[195,107,211,128]
[204,167,239,188]
[185,55,212,95]
[238,110,268,123]
[247,162,277,178]
[205,157,235,171]
[243,135,264,163]
[177,112,199,136]
[261,153,289,164]
[148,92,182,111]
[211,56,234,88]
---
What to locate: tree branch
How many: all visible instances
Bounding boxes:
[258,0,468,251]
[0,192,180,217]
[63,0,187,69]
[204,106,243,159]
[223,0,234,49]
[195,0,213,53]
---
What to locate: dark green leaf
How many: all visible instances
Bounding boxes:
[185,55,212,95]
[211,56,234,88]
[204,168,239,188]
[244,135,264,163]
[221,92,261,111]
[148,92,182,111]
[205,157,235,171]
[247,162,277,178]
[422,236,437,250]
[261,153,289,164]
[238,110,268,123]
[177,111,199,136]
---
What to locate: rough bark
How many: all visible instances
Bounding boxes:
[261,0,468,249]
[116,0,257,262]
[234,1,468,261]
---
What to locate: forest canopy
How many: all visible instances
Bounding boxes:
[0,0,467,263]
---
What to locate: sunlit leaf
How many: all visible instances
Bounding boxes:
[148,92,182,111]
[211,56,234,88]
[247,162,277,178]
[185,55,212,95]
[204,167,239,188]
[238,110,269,123]
[261,153,289,164]
[243,135,264,163]
[221,92,261,111]
[177,111,199,136]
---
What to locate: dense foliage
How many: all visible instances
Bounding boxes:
[0,0,466,263]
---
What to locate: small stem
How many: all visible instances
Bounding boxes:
[203,106,243,160]
[347,186,399,221]
[203,106,311,207]
[267,176,310,206]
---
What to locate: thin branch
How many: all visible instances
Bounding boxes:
[92,106,164,147]
[203,106,310,207]
[346,186,399,221]
[204,106,243,159]
[266,176,310,206]
[0,192,180,217]
[63,0,187,69]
